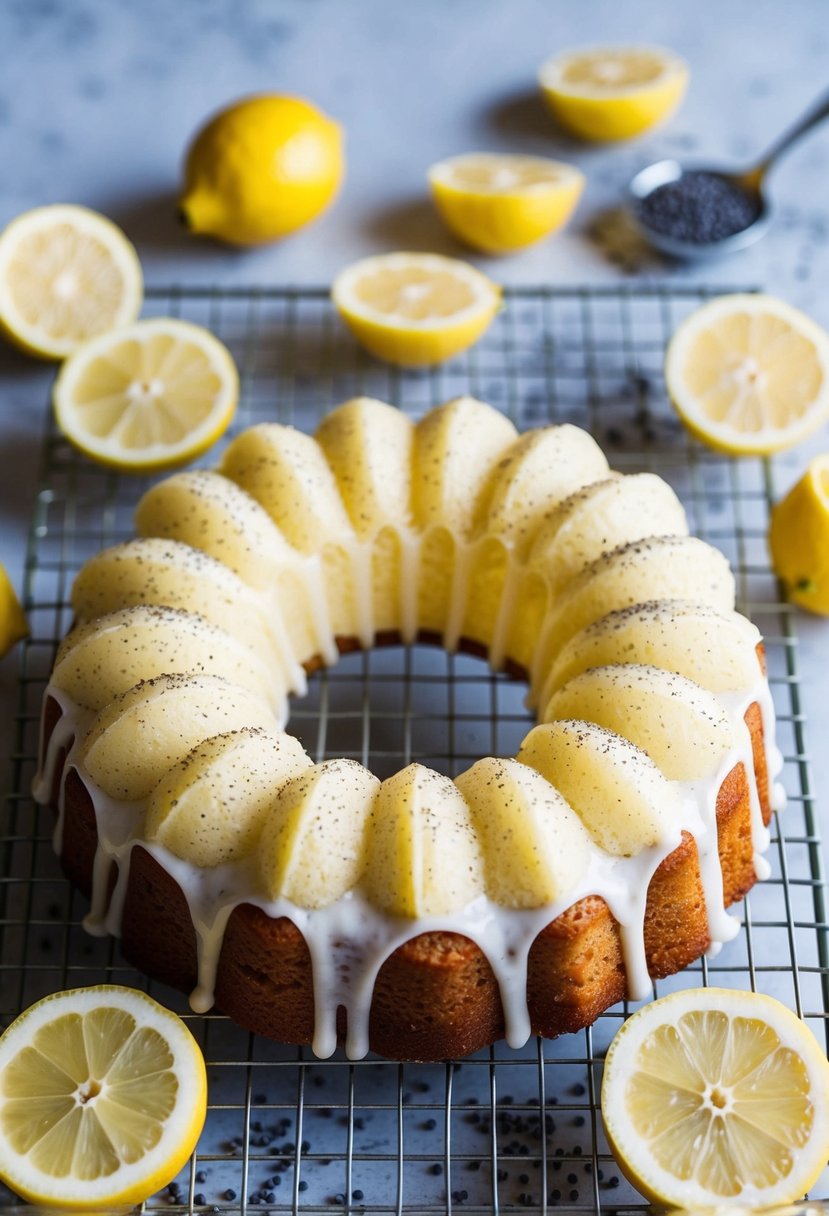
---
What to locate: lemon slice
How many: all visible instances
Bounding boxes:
[601,987,829,1210]
[770,454,829,614]
[53,317,239,472]
[0,561,27,659]
[0,205,142,360]
[665,294,829,455]
[0,985,207,1209]
[538,44,688,141]
[427,153,585,254]
[331,251,501,367]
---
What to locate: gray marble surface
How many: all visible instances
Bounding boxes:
[1,1,828,870]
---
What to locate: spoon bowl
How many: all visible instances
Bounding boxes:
[628,85,829,260]
[629,159,770,260]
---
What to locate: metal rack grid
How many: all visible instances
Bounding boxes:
[2,284,828,1215]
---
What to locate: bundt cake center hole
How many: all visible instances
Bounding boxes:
[285,643,533,780]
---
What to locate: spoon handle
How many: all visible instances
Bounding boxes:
[750,85,829,183]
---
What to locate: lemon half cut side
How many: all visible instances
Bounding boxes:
[601,987,829,1210]
[665,293,829,455]
[538,44,689,141]
[0,205,143,360]
[332,251,501,367]
[53,317,239,473]
[0,985,207,1209]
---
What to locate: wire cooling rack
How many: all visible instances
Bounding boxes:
[2,284,828,1215]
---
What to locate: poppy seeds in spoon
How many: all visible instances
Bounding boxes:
[636,171,760,243]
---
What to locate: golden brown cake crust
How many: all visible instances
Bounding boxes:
[52,706,766,1061]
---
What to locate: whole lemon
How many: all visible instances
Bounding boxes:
[179,94,344,246]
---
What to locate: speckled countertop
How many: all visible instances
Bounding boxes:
[1,0,828,806]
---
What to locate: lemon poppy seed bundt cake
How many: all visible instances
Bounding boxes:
[34,395,784,1061]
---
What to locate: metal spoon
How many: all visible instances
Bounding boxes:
[629,85,829,259]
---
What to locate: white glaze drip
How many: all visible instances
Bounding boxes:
[398,531,420,645]
[34,676,774,1061]
[488,554,520,673]
[344,541,375,650]
[443,542,472,652]
[303,557,339,666]
[686,756,742,947]
[262,580,308,697]
[30,440,785,1063]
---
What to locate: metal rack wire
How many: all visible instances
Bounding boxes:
[1,284,827,1215]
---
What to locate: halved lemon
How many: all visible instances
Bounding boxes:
[0,985,207,1209]
[770,454,829,614]
[538,44,688,141]
[601,987,829,1210]
[332,251,501,366]
[53,317,239,472]
[665,294,829,455]
[428,153,585,254]
[0,561,27,659]
[0,205,143,360]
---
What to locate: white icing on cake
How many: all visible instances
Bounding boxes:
[32,395,784,1059]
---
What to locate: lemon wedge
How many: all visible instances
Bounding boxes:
[0,205,142,360]
[332,251,501,366]
[665,293,829,455]
[601,987,829,1210]
[427,153,584,254]
[52,317,239,472]
[180,94,344,246]
[0,985,207,1209]
[0,561,27,659]
[539,44,688,141]
[770,454,829,614]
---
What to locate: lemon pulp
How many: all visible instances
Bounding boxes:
[53,318,238,472]
[332,252,501,367]
[0,986,207,1209]
[627,1009,812,1195]
[601,988,829,1209]
[0,205,142,360]
[665,294,829,454]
